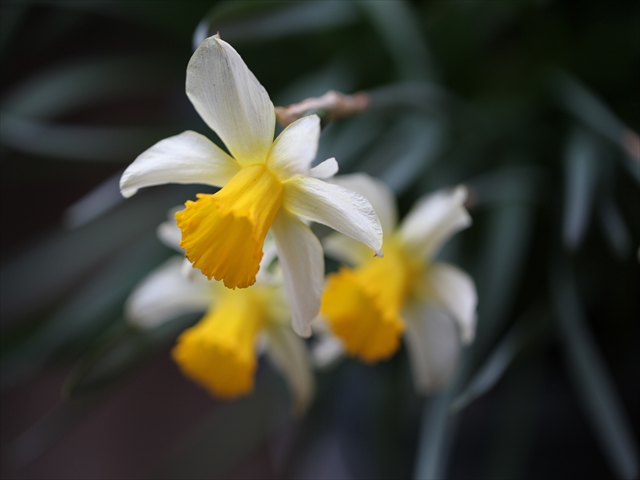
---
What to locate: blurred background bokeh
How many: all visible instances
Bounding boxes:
[1,1,639,478]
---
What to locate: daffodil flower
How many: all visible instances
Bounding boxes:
[317,174,477,393]
[125,213,314,413]
[119,35,382,337]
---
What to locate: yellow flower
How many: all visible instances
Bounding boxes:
[125,215,314,413]
[120,35,382,337]
[317,175,477,393]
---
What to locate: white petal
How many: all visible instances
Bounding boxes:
[400,185,471,259]
[283,176,383,256]
[265,324,316,415]
[322,232,371,267]
[270,209,324,338]
[255,234,279,284]
[427,262,477,344]
[330,173,397,235]
[180,258,200,280]
[186,36,275,164]
[119,131,239,198]
[309,158,339,179]
[157,220,182,251]
[403,303,461,395]
[311,332,345,370]
[268,115,320,178]
[157,209,183,253]
[124,257,212,329]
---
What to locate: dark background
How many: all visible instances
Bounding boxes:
[1,1,639,478]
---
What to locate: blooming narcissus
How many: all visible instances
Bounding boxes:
[316,174,477,393]
[119,34,382,337]
[125,212,314,413]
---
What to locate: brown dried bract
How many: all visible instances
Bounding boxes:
[275,90,370,127]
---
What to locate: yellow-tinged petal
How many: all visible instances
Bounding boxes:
[270,209,324,338]
[186,36,275,165]
[172,287,266,398]
[176,165,283,288]
[330,173,398,236]
[120,130,240,198]
[267,115,320,179]
[321,241,419,363]
[283,176,383,256]
[400,186,471,260]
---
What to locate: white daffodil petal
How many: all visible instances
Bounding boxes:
[403,302,461,395]
[322,231,371,267]
[157,220,182,252]
[268,115,320,178]
[180,258,205,281]
[256,235,279,284]
[270,209,324,338]
[186,36,275,164]
[330,173,397,235]
[125,257,212,329]
[265,324,316,415]
[400,185,471,259]
[120,131,239,198]
[311,332,345,370]
[427,262,477,344]
[156,205,186,252]
[309,158,339,179]
[283,176,383,256]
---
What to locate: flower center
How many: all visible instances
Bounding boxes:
[176,164,283,289]
[320,240,420,363]
[171,287,266,398]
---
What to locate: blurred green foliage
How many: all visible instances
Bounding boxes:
[1,1,638,479]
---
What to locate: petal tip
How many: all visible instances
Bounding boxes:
[293,321,313,338]
[119,185,136,198]
[462,333,475,345]
[119,173,136,198]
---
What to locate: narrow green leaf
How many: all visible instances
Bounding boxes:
[0,186,192,326]
[63,171,125,229]
[0,114,175,162]
[596,163,632,259]
[381,117,444,194]
[562,128,600,251]
[194,0,358,47]
[1,234,168,388]
[316,115,387,172]
[2,55,180,120]
[473,204,536,360]
[450,305,548,413]
[468,165,544,207]
[552,73,640,182]
[368,82,460,115]
[357,0,437,82]
[598,196,632,259]
[413,385,460,480]
[551,259,639,480]
[363,115,444,194]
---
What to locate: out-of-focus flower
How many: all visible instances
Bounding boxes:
[119,35,382,337]
[317,175,477,393]
[125,213,314,414]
